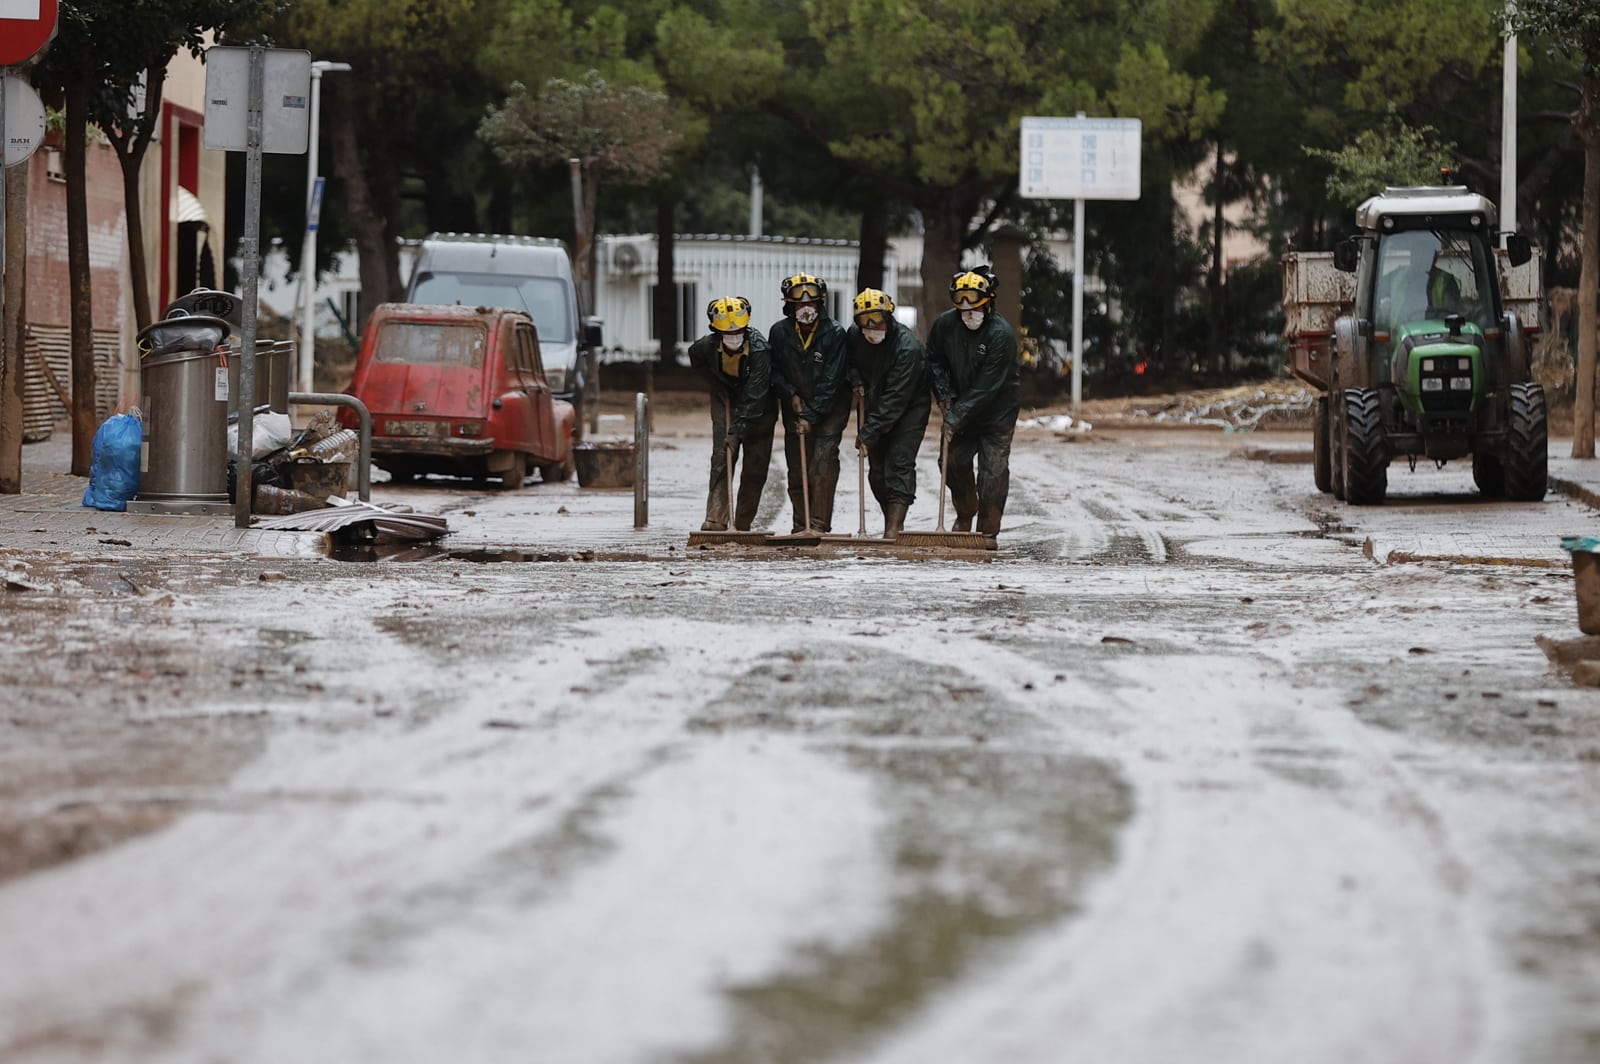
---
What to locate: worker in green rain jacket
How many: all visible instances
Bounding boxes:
[687,296,776,532]
[926,266,1020,538]
[768,273,852,533]
[846,289,931,540]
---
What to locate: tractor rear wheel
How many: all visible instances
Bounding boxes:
[1341,387,1388,505]
[1472,452,1505,497]
[1313,395,1332,493]
[1503,382,1548,501]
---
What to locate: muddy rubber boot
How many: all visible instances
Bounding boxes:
[882,502,908,541]
[952,513,974,533]
[977,503,1003,537]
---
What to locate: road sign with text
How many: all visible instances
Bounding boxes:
[1020,116,1142,201]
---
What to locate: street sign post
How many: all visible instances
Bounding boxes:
[203,45,310,526]
[1020,114,1143,408]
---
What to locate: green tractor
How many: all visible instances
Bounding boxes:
[1298,185,1545,504]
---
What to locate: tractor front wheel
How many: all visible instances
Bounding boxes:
[1341,387,1388,505]
[1503,382,1549,501]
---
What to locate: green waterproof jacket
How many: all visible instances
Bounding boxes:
[767,313,850,424]
[688,328,772,437]
[926,308,1020,434]
[847,320,932,449]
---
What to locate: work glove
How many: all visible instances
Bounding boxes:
[853,385,865,399]
[855,434,868,455]
[796,418,810,436]
[789,394,805,415]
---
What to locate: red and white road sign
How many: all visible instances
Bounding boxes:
[0,0,59,66]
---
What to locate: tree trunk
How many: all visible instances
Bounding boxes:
[1208,139,1225,376]
[108,63,166,334]
[326,88,396,331]
[574,159,599,319]
[1156,181,1177,373]
[918,200,965,340]
[654,190,675,363]
[0,148,28,493]
[1573,73,1600,459]
[65,74,96,476]
[857,203,887,295]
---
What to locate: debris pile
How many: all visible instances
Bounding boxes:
[1076,382,1316,430]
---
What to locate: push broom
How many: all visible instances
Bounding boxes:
[686,394,769,546]
[894,415,993,550]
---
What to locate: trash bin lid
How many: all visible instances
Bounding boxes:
[137,314,232,358]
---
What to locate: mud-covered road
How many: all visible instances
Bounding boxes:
[2,415,1599,1064]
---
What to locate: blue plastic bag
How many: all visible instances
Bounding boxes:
[82,412,144,512]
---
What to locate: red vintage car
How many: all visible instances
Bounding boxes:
[345,303,575,488]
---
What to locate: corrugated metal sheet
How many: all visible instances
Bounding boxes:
[23,325,123,442]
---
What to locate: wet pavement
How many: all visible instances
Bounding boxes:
[2,405,1600,1063]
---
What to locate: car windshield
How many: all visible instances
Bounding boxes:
[409,272,572,342]
[374,321,486,367]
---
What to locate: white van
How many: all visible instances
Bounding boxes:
[405,233,602,433]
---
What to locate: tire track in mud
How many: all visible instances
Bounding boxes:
[676,639,1132,1064]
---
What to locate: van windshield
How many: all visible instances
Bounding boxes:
[409,272,573,342]
[375,321,486,367]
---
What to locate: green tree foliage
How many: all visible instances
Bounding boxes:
[480,70,684,310]
[1304,110,1458,206]
[660,0,1224,332]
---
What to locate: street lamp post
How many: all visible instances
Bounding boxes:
[298,59,351,395]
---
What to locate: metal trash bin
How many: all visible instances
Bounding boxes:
[135,315,232,504]
[227,339,292,415]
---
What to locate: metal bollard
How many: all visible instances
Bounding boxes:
[634,391,648,528]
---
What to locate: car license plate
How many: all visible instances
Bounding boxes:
[387,419,442,437]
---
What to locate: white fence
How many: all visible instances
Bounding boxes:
[594,234,901,363]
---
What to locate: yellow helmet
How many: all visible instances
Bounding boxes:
[852,289,896,329]
[706,296,752,333]
[950,268,995,309]
[781,273,826,304]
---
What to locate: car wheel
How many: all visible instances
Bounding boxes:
[498,451,526,491]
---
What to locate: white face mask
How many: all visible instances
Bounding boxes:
[961,309,985,331]
[795,305,818,325]
[720,330,745,351]
[863,327,888,346]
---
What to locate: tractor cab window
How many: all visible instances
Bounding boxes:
[1374,228,1493,336]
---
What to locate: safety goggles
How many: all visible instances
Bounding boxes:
[952,290,990,310]
[855,311,890,330]
[786,282,823,302]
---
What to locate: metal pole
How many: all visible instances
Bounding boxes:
[1071,194,1085,410]
[299,60,349,395]
[634,391,648,528]
[1500,9,1518,237]
[234,45,264,528]
[749,166,762,237]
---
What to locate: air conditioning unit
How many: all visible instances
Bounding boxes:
[45,148,65,183]
[607,239,647,278]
